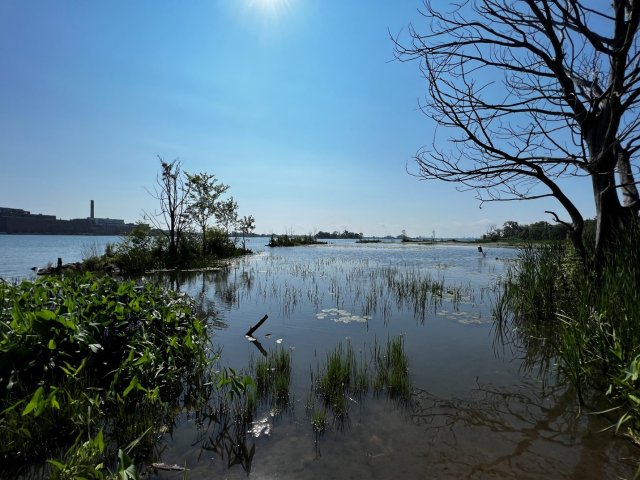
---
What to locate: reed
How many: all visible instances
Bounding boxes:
[373,336,411,401]
[313,342,368,419]
[252,347,292,403]
[495,229,640,440]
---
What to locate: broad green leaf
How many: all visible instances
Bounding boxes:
[22,386,44,416]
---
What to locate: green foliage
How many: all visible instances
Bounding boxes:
[253,347,291,403]
[315,230,363,240]
[497,226,640,439]
[311,337,409,425]
[0,274,209,477]
[216,197,238,237]
[81,224,246,274]
[204,227,242,258]
[238,215,256,250]
[268,234,326,247]
[482,220,570,242]
[373,336,411,400]
[186,172,230,254]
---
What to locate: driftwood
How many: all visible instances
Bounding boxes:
[151,462,188,471]
[246,314,268,337]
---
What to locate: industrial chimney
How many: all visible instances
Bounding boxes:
[90,200,95,220]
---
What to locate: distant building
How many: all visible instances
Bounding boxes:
[0,201,135,235]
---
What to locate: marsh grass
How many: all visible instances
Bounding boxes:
[495,231,640,440]
[373,336,411,401]
[311,337,410,427]
[252,347,292,404]
[313,342,366,419]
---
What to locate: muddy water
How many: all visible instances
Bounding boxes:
[151,240,637,479]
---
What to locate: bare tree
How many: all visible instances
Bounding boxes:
[145,157,191,260]
[395,0,640,264]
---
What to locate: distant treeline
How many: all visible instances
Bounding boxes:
[482,219,596,242]
[315,230,363,239]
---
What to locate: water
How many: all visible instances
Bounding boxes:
[150,241,636,479]
[0,234,121,279]
[2,237,635,477]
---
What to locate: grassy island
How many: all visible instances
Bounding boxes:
[267,234,327,247]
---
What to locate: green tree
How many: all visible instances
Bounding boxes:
[186,172,229,254]
[238,215,256,250]
[216,197,238,238]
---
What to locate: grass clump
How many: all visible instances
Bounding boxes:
[314,342,368,419]
[253,347,292,403]
[373,336,411,401]
[310,337,410,428]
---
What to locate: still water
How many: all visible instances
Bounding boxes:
[1,236,635,478]
[153,241,635,479]
[0,234,120,279]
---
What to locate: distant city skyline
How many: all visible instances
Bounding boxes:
[0,1,597,238]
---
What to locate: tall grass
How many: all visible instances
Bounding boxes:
[373,336,411,401]
[310,337,411,427]
[495,228,640,440]
[253,347,292,403]
[313,342,368,419]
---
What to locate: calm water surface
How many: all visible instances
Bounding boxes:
[1,237,635,478]
[0,234,120,279]
[151,241,636,479]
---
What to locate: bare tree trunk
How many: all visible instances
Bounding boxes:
[592,171,635,266]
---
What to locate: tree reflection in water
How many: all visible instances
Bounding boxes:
[408,379,634,478]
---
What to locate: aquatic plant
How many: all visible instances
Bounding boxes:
[0,273,210,478]
[313,341,368,419]
[311,337,410,426]
[311,407,327,433]
[495,230,640,443]
[252,347,292,403]
[373,336,411,401]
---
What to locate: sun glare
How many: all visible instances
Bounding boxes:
[248,0,290,15]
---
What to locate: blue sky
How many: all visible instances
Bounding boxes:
[0,1,596,238]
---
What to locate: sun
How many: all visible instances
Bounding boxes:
[248,0,290,14]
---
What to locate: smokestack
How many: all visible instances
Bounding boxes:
[90,200,94,219]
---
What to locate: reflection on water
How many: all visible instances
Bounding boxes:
[148,241,636,479]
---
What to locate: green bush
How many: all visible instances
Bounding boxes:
[0,274,209,477]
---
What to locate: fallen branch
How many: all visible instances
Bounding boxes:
[151,463,188,472]
[246,314,268,337]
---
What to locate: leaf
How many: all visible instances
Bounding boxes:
[35,310,56,321]
[95,429,105,453]
[117,449,140,480]
[123,376,139,397]
[47,459,67,471]
[22,386,44,416]
[48,338,57,350]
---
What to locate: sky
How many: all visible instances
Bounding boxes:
[0,0,597,238]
